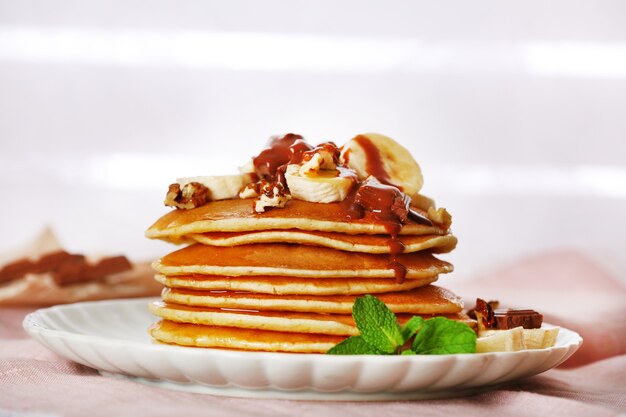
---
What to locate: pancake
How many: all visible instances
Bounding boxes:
[155,243,453,279]
[190,231,457,254]
[150,319,343,353]
[160,285,464,314]
[145,199,446,240]
[149,301,475,336]
[154,274,438,295]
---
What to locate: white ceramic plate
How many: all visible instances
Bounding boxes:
[23,297,582,401]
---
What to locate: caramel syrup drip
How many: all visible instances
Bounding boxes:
[0,250,132,286]
[300,142,341,166]
[342,179,415,283]
[247,134,434,283]
[252,133,310,181]
[252,136,354,200]
[353,134,398,189]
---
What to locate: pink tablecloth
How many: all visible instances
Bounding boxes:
[1,250,626,417]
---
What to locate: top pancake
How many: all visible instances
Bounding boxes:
[190,230,457,254]
[146,198,447,241]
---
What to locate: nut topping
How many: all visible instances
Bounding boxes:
[254,181,291,213]
[164,182,210,209]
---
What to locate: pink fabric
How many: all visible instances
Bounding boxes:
[1,250,626,417]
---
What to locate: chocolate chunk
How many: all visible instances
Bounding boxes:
[53,255,132,286]
[354,179,411,224]
[0,259,35,283]
[93,256,133,276]
[33,251,85,274]
[493,309,543,329]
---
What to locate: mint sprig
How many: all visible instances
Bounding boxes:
[352,295,404,353]
[326,295,476,356]
[411,316,477,354]
[327,336,384,355]
[400,316,424,341]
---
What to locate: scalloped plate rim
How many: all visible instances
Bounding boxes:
[22,297,583,400]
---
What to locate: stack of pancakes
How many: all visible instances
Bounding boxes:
[146,198,472,353]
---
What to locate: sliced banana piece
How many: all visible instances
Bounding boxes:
[285,164,353,203]
[238,160,255,174]
[410,193,436,211]
[341,133,423,196]
[520,328,560,349]
[477,327,559,352]
[476,327,526,353]
[177,174,252,201]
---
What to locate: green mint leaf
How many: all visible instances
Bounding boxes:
[400,316,425,343]
[411,317,477,355]
[326,336,384,355]
[401,349,416,355]
[352,295,404,354]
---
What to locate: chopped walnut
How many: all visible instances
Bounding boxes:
[254,181,291,213]
[427,206,452,229]
[164,182,210,209]
[299,147,337,176]
[472,298,500,332]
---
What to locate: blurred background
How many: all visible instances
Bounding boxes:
[1,0,625,283]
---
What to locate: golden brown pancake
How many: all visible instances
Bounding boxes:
[145,199,446,240]
[154,274,438,295]
[190,231,457,254]
[150,319,344,353]
[160,285,464,314]
[149,301,474,336]
[154,243,453,279]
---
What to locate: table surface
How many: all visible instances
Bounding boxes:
[1,250,626,417]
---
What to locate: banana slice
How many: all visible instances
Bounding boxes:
[341,133,423,196]
[520,328,560,349]
[476,327,559,352]
[284,164,354,203]
[177,174,252,201]
[476,327,526,353]
[410,193,436,211]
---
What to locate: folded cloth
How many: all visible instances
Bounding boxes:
[453,249,626,367]
[1,250,625,416]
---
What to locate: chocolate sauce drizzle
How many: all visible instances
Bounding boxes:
[252,134,309,182]
[342,178,414,282]
[352,134,397,189]
[249,133,436,283]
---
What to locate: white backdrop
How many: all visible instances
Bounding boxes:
[1,0,625,282]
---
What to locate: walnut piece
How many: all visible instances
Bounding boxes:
[164,182,210,209]
[254,181,291,213]
[299,148,337,176]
